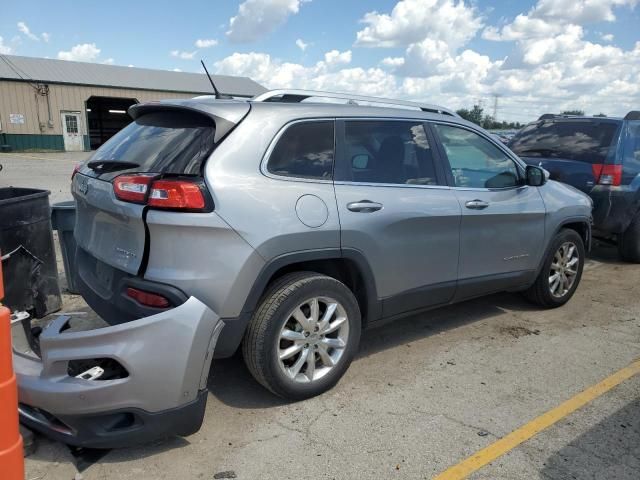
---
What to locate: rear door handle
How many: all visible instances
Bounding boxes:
[465,199,489,210]
[347,201,383,213]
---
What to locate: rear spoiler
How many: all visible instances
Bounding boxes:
[129,99,250,143]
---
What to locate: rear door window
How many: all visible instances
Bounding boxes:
[89,110,216,178]
[267,121,335,180]
[337,120,440,185]
[623,121,640,180]
[509,121,619,164]
[433,124,520,189]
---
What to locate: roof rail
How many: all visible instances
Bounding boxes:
[252,89,459,117]
[624,111,640,120]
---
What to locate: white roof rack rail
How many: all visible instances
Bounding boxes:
[252,89,459,117]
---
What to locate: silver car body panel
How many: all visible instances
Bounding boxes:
[13,297,222,416]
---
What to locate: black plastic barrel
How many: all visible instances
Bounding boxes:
[0,187,62,317]
[51,201,78,294]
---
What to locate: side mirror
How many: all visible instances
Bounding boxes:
[352,154,370,170]
[526,165,546,186]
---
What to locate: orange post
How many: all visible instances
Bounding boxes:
[0,252,24,479]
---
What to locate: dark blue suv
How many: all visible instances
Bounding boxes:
[510,112,640,262]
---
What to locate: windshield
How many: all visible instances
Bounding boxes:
[89,110,216,176]
[509,121,619,164]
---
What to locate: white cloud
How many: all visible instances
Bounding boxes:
[0,36,12,54]
[17,21,39,41]
[170,50,198,60]
[601,33,614,41]
[195,38,218,48]
[173,68,183,72]
[295,38,308,51]
[102,58,115,65]
[216,0,639,121]
[41,32,50,43]
[323,49,351,66]
[227,0,309,43]
[57,43,101,62]
[355,0,483,49]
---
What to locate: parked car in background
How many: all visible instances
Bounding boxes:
[510,112,640,262]
[15,90,592,447]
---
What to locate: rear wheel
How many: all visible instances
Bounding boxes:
[618,213,640,263]
[243,272,361,400]
[525,229,585,308]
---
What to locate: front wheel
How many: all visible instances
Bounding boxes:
[243,272,361,400]
[524,229,585,308]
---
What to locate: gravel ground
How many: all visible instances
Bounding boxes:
[2,152,639,480]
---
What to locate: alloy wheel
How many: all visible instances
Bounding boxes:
[549,241,580,298]
[277,296,349,383]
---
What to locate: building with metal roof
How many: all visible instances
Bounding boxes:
[0,55,266,152]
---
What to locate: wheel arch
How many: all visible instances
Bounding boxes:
[214,249,381,359]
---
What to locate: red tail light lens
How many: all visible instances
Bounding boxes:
[72,163,81,180]
[126,287,170,308]
[148,180,206,210]
[592,164,622,186]
[113,174,155,203]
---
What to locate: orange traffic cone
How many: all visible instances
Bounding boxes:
[0,252,24,479]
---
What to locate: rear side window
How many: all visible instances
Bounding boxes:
[90,110,216,176]
[509,121,619,164]
[623,121,640,178]
[339,120,438,185]
[267,121,335,180]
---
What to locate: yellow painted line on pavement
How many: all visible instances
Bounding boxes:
[434,358,640,480]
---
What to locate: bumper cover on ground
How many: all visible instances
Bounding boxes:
[12,297,223,448]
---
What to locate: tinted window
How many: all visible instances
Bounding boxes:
[341,121,438,185]
[434,124,520,189]
[90,111,216,177]
[623,121,640,180]
[509,121,619,164]
[268,121,335,180]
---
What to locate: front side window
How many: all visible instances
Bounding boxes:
[341,120,438,185]
[434,124,520,189]
[267,121,335,180]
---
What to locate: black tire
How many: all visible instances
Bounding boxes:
[524,229,585,308]
[243,272,361,400]
[618,213,640,263]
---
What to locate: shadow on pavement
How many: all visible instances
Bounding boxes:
[540,398,640,479]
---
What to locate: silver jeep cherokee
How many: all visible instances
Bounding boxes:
[14,90,592,447]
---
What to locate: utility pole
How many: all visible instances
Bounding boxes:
[492,94,500,120]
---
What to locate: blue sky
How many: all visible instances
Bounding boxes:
[1,1,639,121]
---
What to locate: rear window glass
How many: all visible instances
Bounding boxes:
[267,121,335,180]
[89,111,216,175]
[509,121,619,164]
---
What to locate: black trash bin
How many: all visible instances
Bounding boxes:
[0,187,62,317]
[51,201,78,294]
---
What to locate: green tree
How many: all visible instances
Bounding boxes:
[561,110,585,116]
[456,104,485,126]
[594,113,607,117]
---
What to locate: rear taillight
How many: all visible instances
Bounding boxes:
[148,180,206,210]
[113,174,155,203]
[592,164,622,186]
[72,163,81,180]
[112,174,208,211]
[126,287,170,308]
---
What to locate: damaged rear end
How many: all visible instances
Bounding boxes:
[13,98,250,447]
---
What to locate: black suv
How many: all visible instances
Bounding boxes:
[510,111,640,262]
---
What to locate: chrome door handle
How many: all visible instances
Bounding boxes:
[347,201,383,213]
[465,199,489,210]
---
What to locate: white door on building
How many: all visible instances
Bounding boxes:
[61,112,84,151]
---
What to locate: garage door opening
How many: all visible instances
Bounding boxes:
[86,96,138,150]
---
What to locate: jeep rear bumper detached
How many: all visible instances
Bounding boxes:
[12,297,223,448]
